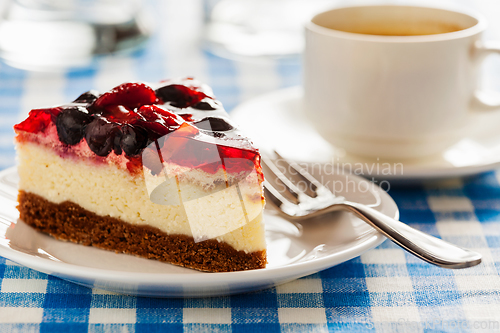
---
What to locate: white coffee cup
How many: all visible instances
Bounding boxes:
[304,5,500,159]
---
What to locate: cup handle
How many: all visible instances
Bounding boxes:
[472,40,500,110]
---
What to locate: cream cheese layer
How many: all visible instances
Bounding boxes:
[17,141,266,253]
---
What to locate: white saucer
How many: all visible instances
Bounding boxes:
[231,86,500,180]
[0,166,396,298]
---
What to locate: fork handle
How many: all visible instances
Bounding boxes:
[339,201,482,269]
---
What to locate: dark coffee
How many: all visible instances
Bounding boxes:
[328,21,464,36]
[312,6,474,37]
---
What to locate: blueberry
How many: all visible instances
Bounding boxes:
[193,100,216,110]
[120,124,148,156]
[113,129,123,156]
[55,107,93,145]
[193,117,233,131]
[73,90,100,103]
[84,117,120,156]
[155,85,191,108]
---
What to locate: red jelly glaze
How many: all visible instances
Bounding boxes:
[136,105,186,137]
[15,81,263,180]
[14,108,60,135]
[158,137,260,176]
[179,114,194,122]
[100,105,139,124]
[126,156,144,174]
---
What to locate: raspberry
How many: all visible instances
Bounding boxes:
[92,82,158,111]
[136,105,185,138]
[14,108,59,134]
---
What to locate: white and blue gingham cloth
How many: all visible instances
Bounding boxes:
[0,1,500,332]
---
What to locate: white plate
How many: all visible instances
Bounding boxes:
[231,86,500,181]
[0,166,396,297]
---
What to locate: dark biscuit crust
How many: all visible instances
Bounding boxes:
[18,191,266,272]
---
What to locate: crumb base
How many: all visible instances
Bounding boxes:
[18,191,267,272]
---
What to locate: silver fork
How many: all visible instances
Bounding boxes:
[262,154,482,269]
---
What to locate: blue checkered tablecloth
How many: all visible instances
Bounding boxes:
[1,0,500,332]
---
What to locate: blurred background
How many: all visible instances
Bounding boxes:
[0,0,499,170]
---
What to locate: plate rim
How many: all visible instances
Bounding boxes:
[0,166,393,295]
[231,86,500,180]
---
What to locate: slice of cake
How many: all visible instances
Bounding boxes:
[14,78,266,272]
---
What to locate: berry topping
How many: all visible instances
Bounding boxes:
[85,117,121,156]
[14,109,54,134]
[136,105,186,138]
[194,117,234,131]
[113,132,123,156]
[120,124,148,156]
[101,105,140,124]
[155,84,209,108]
[193,100,217,110]
[92,82,158,111]
[73,90,100,103]
[179,113,194,122]
[14,79,261,178]
[56,107,93,145]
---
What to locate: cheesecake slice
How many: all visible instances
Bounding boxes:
[14,78,266,272]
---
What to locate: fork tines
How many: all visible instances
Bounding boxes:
[261,152,336,212]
